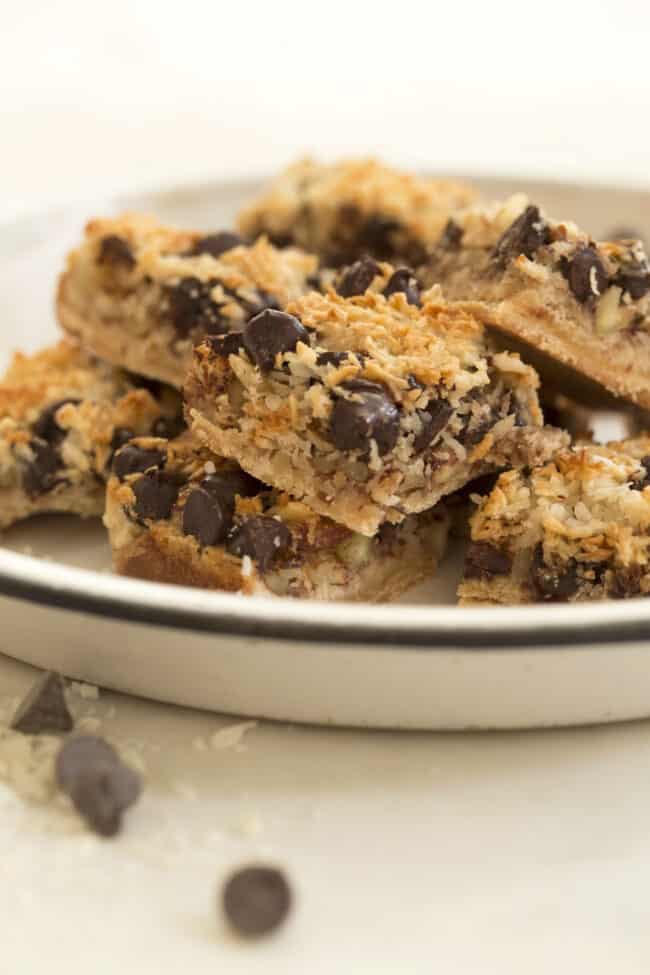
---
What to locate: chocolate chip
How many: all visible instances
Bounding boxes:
[190,232,244,258]
[492,205,550,267]
[167,277,225,338]
[11,672,74,735]
[110,427,135,452]
[23,441,63,497]
[438,219,464,249]
[201,469,262,510]
[613,257,650,300]
[97,235,135,270]
[562,246,607,303]
[315,351,350,368]
[336,257,381,298]
[329,380,400,456]
[32,398,81,444]
[464,542,512,580]
[227,516,292,572]
[383,268,421,306]
[630,455,650,491]
[529,544,578,601]
[245,290,282,317]
[413,401,453,452]
[358,215,401,261]
[56,735,141,838]
[113,444,166,480]
[132,470,178,520]
[222,865,291,938]
[206,332,245,357]
[182,487,230,546]
[242,309,310,372]
[151,414,185,440]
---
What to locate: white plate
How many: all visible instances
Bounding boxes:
[2,174,650,730]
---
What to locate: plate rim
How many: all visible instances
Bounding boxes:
[4,174,650,650]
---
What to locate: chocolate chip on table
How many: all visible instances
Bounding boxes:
[97,235,135,270]
[113,444,166,480]
[23,441,63,497]
[150,414,185,440]
[182,487,231,546]
[329,380,400,456]
[56,735,141,838]
[227,516,292,572]
[529,544,578,601]
[383,268,421,306]
[562,246,607,303]
[464,542,512,580]
[492,205,550,267]
[11,671,74,735]
[336,257,381,298]
[222,865,292,938]
[190,231,244,258]
[167,277,225,338]
[206,332,245,358]
[32,398,81,444]
[242,309,310,372]
[438,219,464,250]
[413,401,453,452]
[132,470,178,520]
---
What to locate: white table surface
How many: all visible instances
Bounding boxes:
[4,5,650,970]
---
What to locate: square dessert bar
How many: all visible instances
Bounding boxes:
[458,437,650,605]
[0,341,182,528]
[105,434,450,600]
[237,157,477,267]
[424,194,650,408]
[57,214,318,388]
[185,282,567,536]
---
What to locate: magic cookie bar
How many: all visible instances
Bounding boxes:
[105,434,450,600]
[237,157,476,267]
[424,195,650,407]
[0,341,181,527]
[57,214,318,388]
[458,436,650,605]
[184,284,567,536]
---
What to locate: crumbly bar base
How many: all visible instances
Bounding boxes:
[57,213,318,388]
[458,436,650,605]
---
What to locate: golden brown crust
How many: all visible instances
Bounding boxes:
[237,157,477,265]
[57,213,318,388]
[458,436,650,604]
[105,433,450,600]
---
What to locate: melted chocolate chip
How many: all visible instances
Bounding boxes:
[201,469,262,509]
[562,246,607,303]
[438,219,463,250]
[222,865,292,938]
[182,487,230,546]
[227,516,292,572]
[206,332,245,357]
[32,398,81,444]
[242,309,310,372]
[11,671,73,735]
[492,205,550,267]
[383,268,421,306]
[167,277,226,338]
[336,257,381,298]
[190,231,244,258]
[132,470,178,520]
[464,542,512,580]
[329,380,400,456]
[56,735,141,838]
[97,235,135,270]
[113,444,166,480]
[23,441,63,497]
[413,401,453,452]
[151,414,185,440]
[529,544,578,601]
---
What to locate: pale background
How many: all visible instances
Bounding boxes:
[3,2,650,972]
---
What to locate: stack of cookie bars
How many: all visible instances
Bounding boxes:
[7,156,650,604]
